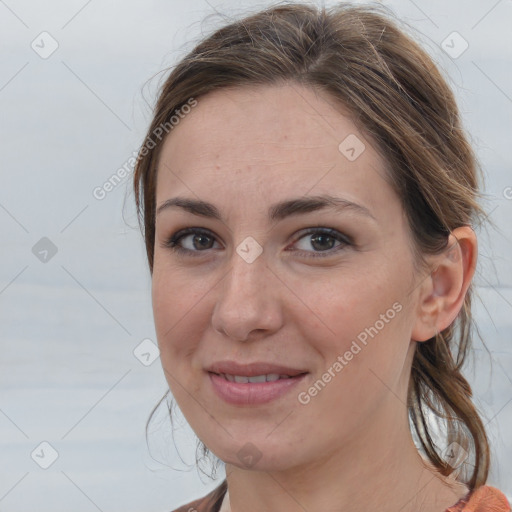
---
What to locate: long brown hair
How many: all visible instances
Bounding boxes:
[134,1,490,489]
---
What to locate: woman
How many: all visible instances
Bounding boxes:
[133,2,511,511]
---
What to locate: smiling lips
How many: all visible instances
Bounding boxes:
[220,373,291,383]
[206,360,309,405]
[207,360,308,378]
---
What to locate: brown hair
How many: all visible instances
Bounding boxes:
[134,1,490,489]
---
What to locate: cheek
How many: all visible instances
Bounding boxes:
[294,280,412,430]
[151,264,207,370]
[151,270,214,409]
[295,267,405,344]
[291,262,413,394]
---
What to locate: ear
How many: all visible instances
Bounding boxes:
[411,226,477,342]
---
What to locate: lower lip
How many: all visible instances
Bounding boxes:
[208,372,308,405]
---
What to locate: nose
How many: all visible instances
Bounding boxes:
[211,251,284,342]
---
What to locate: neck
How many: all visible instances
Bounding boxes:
[223,405,468,512]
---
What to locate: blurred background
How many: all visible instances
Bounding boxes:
[0,0,511,510]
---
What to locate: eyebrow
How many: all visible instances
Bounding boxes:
[156,194,376,222]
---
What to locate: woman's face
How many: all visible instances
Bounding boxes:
[152,83,424,471]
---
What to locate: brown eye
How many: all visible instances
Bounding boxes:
[163,228,221,256]
[290,228,352,258]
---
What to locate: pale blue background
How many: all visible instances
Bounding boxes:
[0,0,511,511]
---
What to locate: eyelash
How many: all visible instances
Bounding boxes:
[162,227,353,258]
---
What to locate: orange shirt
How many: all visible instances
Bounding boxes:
[447,485,510,512]
[172,481,511,512]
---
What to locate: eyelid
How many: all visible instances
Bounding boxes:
[286,227,352,258]
[290,227,352,247]
[161,227,221,255]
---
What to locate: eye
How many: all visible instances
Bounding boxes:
[288,228,352,258]
[162,227,221,256]
[162,227,352,258]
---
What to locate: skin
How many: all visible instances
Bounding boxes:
[152,83,477,512]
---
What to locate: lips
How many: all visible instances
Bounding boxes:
[219,373,291,383]
[207,366,309,405]
[206,360,308,378]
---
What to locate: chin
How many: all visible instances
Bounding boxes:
[208,435,303,473]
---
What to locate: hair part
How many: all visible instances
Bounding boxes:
[135,1,490,489]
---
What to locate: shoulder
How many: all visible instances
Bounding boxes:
[171,480,228,512]
[446,485,511,512]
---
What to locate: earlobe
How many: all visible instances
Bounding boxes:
[411,226,477,343]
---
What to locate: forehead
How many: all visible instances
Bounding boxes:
[156,83,397,219]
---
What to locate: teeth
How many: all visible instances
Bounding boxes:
[248,375,267,383]
[221,373,293,383]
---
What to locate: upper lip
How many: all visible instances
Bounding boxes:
[206,360,308,377]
